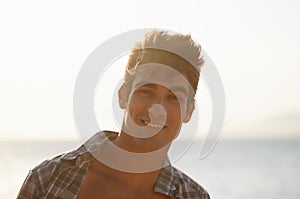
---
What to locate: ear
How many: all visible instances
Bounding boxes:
[118,84,127,109]
[182,99,195,123]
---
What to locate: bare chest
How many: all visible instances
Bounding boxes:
[76,167,169,199]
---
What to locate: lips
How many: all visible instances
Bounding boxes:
[141,119,166,129]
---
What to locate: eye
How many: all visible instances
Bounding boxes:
[136,88,154,96]
[168,92,187,103]
[168,94,181,102]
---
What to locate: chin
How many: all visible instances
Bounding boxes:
[134,136,173,152]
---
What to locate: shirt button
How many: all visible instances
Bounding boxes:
[75,157,82,166]
[171,185,176,191]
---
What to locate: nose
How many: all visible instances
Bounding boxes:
[148,104,167,123]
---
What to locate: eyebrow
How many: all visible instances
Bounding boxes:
[135,82,188,96]
[170,86,188,96]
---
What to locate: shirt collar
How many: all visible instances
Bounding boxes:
[61,131,116,165]
[60,131,179,197]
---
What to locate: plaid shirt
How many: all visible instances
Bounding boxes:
[17,132,210,199]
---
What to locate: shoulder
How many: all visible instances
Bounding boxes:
[34,143,87,173]
[17,131,116,198]
[17,131,118,198]
[17,144,88,198]
[172,167,210,199]
[28,131,117,178]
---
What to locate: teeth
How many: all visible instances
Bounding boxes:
[144,121,164,129]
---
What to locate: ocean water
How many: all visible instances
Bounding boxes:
[1,139,299,199]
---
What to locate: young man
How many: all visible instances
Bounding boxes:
[17,31,210,199]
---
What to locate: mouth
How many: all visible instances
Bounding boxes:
[141,119,166,129]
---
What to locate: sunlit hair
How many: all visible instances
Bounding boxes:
[124,30,204,95]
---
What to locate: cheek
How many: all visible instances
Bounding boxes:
[175,101,188,118]
[165,104,183,121]
[127,96,149,114]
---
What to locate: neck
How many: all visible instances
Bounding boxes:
[98,159,161,186]
[95,130,170,174]
[91,132,171,192]
[114,131,171,153]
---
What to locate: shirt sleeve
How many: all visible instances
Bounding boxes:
[201,190,210,199]
[16,170,41,199]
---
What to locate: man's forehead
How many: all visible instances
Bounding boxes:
[133,64,191,88]
[133,82,188,95]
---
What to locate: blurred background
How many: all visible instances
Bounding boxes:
[0,0,299,198]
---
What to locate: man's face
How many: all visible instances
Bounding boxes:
[119,64,195,151]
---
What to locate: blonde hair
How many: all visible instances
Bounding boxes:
[124,30,204,94]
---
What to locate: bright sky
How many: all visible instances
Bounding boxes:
[0,0,300,140]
